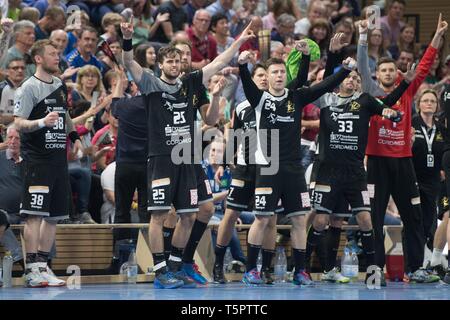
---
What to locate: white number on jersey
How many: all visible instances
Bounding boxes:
[174,111,186,124]
[338,120,353,133]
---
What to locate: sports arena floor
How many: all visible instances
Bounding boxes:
[1,282,449,300]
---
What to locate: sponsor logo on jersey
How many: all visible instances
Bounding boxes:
[190,189,198,205]
[286,100,294,113]
[349,101,361,111]
[301,192,311,208]
[152,178,171,188]
[44,99,57,104]
[255,187,273,195]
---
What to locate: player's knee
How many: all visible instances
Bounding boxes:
[151,211,168,225]
[355,211,372,230]
[180,212,196,227]
[198,202,214,220]
[254,215,270,228]
[290,215,306,229]
[313,213,329,230]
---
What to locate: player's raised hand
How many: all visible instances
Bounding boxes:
[238,51,254,65]
[330,33,350,52]
[120,15,134,40]
[400,62,417,83]
[295,39,311,55]
[237,20,256,44]
[357,19,369,35]
[342,57,356,71]
[212,77,227,96]
[435,13,448,37]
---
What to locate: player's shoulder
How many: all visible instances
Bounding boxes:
[236,100,251,115]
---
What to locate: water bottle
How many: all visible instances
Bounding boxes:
[2,251,13,288]
[223,248,232,273]
[350,251,359,279]
[256,252,262,272]
[126,249,138,284]
[341,248,352,278]
[274,247,287,283]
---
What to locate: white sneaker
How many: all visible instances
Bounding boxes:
[321,267,350,283]
[25,264,48,288]
[38,263,66,287]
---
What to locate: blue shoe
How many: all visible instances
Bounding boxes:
[154,272,184,289]
[293,270,314,286]
[346,240,363,255]
[242,268,264,285]
[182,263,208,285]
[174,269,197,288]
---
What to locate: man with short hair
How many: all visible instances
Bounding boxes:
[66,27,104,81]
[2,20,36,78]
[187,10,218,70]
[206,0,236,23]
[184,0,208,25]
[14,39,84,288]
[396,49,415,73]
[34,6,66,40]
[380,0,406,48]
[0,58,26,126]
[357,15,448,284]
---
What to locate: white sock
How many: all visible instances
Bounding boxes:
[430,248,443,267]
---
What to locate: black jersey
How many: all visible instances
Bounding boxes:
[232,100,257,165]
[317,92,387,166]
[239,63,350,165]
[144,71,205,157]
[13,76,68,165]
[412,114,445,183]
[442,83,450,151]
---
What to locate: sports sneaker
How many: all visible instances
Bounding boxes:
[346,240,363,255]
[425,261,446,280]
[321,267,350,283]
[38,264,66,287]
[182,263,207,285]
[262,269,274,285]
[293,270,313,286]
[154,271,184,289]
[408,268,440,283]
[242,268,264,285]
[213,263,226,284]
[24,265,48,288]
[365,267,387,287]
[443,270,450,285]
[79,212,97,224]
[173,269,197,288]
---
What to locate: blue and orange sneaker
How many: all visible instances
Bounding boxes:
[293,270,314,286]
[182,263,208,285]
[242,268,264,285]
[154,271,184,289]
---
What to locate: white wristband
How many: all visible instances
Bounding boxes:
[38,119,45,128]
[359,34,367,42]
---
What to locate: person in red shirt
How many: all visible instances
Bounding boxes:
[91,107,117,173]
[357,15,448,285]
[186,9,218,70]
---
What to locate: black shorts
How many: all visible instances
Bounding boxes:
[313,164,370,216]
[438,181,449,221]
[309,161,352,218]
[226,164,256,212]
[20,162,70,220]
[254,163,310,217]
[194,164,214,205]
[147,156,198,214]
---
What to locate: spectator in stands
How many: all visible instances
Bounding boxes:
[206,0,235,24]
[172,30,190,43]
[294,0,327,37]
[425,54,443,85]
[98,38,123,75]
[2,20,36,78]
[0,58,25,126]
[184,0,208,25]
[231,0,258,37]
[100,13,124,42]
[150,0,188,44]
[18,7,40,25]
[6,0,21,21]
[328,0,358,25]
[333,19,355,47]
[396,49,415,73]
[71,65,105,106]
[134,43,157,75]
[34,6,66,40]
[66,27,104,81]
[270,40,285,60]
[33,0,67,18]
[187,9,218,70]
[368,29,391,78]
[380,0,406,49]
[0,125,25,269]
[91,106,117,173]
[238,15,263,60]
[63,10,91,57]
[262,0,295,32]
[271,13,296,45]
[307,18,332,55]
[68,0,126,27]
[388,24,420,60]
[100,161,116,223]
[49,29,72,75]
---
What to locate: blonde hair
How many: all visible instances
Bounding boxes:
[101,13,123,31]
[416,88,440,114]
[76,65,104,93]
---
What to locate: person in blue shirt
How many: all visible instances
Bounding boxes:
[204,138,253,266]
[66,26,105,81]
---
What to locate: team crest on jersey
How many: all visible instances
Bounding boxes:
[436,132,443,142]
[192,94,198,106]
[286,100,294,113]
[349,101,361,112]
[442,196,449,208]
[180,86,187,97]
[60,90,66,101]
